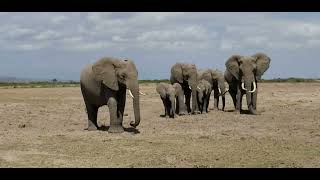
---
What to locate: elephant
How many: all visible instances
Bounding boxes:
[80,57,141,133]
[196,79,212,114]
[224,52,271,115]
[170,63,199,114]
[198,69,227,111]
[156,82,186,118]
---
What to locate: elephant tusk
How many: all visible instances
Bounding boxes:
[128,89,134,99]
[189,86,192,90]
[241,82,247,91]
[139,91,146,96]
[197,86,201,90]
[249,81,257,93]
[218,88,221,94]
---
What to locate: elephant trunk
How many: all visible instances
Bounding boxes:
[244,81,255,114]
[191,85,198,113]
[129,81,140,127]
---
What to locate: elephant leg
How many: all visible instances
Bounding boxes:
[191,91,199,114]
[203,98,208,114]
[178,95,187,115]
[85,103,98,131]
[117,89,126,126]
[161,97,168,117]
[184,88,192,113]
[235,87,242,113]
[175,96,179,114]
[239,93,244,113]
[221,95,225,111]
[206,92,211,113]
[213,90,219,110]
[108,97,124,133]
[229,89,237,110]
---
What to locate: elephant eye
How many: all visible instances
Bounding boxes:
[120,73,127,79]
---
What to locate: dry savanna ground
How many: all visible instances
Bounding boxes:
[0,83,320,167]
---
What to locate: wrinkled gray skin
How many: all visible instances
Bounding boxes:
[156,83,186,118]
[196,79,212,114]
[170,63,199,114]
[80,57,141,133]
[224,53,271,115]
[198,69,226,111]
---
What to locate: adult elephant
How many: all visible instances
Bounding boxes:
[198,69,227,111]
[80,57,141,133]
[170,63,199,114]
[224,53,271,115]
[156,82,186,118]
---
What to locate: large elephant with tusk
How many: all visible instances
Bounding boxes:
[80,57,144,133]
[224,53,271,115]
[198,69,227,111]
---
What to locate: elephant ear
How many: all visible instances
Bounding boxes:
[252,53,271,80]
[156,83,167,99]
[226,55,241,80]
[92,57,119,91]
[171,63,183,83]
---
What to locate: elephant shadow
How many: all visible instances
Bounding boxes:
[224,109,261,115]
[98,126,140,134]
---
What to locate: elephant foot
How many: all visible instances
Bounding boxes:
[108,125,124,133]
[178,111,187,116]
[86,125,98,131]
[86,121,98,131]
[193,110,201,115]
[249,109,259,115]
[233,109,241,114]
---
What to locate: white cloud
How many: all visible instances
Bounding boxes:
[0,12,320,53]
[51,15,69,24]
[33,30,62,40]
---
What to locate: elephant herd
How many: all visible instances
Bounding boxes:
[80,53,271,133]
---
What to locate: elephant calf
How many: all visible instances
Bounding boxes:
[198,69,227,111]
[80,57,141,133]
[156,82,186,118]
[196,79,212,113]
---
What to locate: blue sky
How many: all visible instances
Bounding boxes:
[0,12,319,80]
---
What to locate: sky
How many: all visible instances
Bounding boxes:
[0,12,319,80]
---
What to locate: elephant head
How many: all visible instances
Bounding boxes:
[92,57,141,127]
[225,53,270,113]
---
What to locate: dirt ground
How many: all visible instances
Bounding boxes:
[0,82,320,167]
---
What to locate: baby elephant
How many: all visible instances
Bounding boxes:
[156,82,186,118]
[196,79,212,114]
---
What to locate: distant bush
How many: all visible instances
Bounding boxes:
[0,78,318,88]
[139,79,170,84]
[259,78,319,83]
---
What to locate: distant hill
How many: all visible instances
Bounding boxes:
[0,76,47,83]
